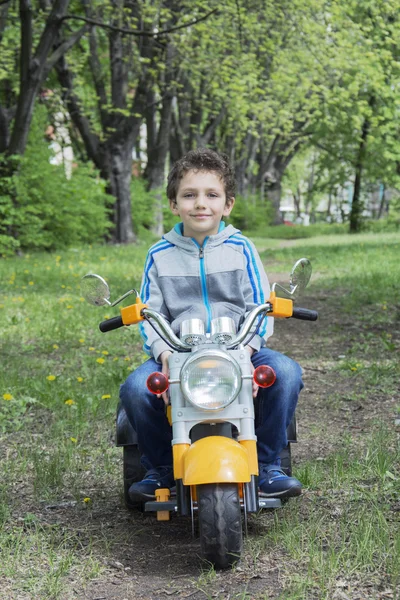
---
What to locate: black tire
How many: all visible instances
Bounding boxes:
[123,445,146,510]
[280,444,292,476]
[197,483,243,569]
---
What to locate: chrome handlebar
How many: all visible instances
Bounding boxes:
[142,303,272,351]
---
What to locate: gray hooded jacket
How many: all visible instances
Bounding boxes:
[139,222,274,361]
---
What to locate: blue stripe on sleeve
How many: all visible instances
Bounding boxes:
[141,241,174,302]
[224,239,259,303]
[139,240,174,352]
[224,236,268,337]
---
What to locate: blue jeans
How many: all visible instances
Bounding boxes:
[119,348,303,470]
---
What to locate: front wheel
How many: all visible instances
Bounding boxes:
[197,483,242,569]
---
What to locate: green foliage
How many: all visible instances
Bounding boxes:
[0,106,112,255]
[227,195,274,231]
[247,222,350,239]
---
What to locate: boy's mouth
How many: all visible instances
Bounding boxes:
[191,214,211,218]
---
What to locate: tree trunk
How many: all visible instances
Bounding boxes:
[107,144,136,243]
[7,0,71,157]
[146,44,176,236]
[377,184,386,219]
[349,115,371,233]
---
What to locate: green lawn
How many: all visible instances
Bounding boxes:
[0,231,399,599]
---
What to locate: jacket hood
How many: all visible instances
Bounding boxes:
[162,222,241,251]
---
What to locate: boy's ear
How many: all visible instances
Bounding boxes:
[223,196,235,217]
[169,199,179,215]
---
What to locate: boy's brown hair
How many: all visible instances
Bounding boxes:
[166,148,236,204]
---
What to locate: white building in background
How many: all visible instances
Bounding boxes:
[46,111,74,179]
[280,182,397,224]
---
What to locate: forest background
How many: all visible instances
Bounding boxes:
[1,0,400,256]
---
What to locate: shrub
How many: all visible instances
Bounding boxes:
[0,107,112,255]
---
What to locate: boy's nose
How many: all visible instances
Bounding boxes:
[194,195,207,208]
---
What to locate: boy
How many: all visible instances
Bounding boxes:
[120,149,303,502]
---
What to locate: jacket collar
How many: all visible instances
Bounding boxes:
[163,222,240,251]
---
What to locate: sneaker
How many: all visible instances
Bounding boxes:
[258,464,302,498]
[128,466,175,502]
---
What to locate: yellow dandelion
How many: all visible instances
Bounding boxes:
[113,357,119,361]
[351,367,357,371]
[70,437,77,443]
[77,377,83,383]
[66,305,74,309]
[79,338,85,343]
[47,375,56,381]
[89,347,95,351]
[124,356,131,362]
[0,304,4,309]
[100,257,106,261]
[3,393,13,401]
[101,394,111,399]
[64,399,76,406]
[101,350,109,355]
[53,344,59,349]
[61,284,66,289]
[96,358,105,364]
[104,315,110,319]
[24,270,29,274]
[29,281,34,285]
[83,497,91,504]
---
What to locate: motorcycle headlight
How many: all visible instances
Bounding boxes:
[181,349,241,411]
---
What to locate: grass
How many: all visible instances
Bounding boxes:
[1,230,399,598]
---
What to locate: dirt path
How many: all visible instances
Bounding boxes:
[55,283,397,600]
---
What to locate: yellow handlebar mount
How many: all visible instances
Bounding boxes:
[120,297,147,325]
[268,291,293,318]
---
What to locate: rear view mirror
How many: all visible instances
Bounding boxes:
[81,274,111,306]
[81,273,139,307]
[272,258,312,299]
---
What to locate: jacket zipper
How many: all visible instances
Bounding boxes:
[195,238,212,332]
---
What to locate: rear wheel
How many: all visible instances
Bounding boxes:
[197,483,242,569]
[123,446,146,510]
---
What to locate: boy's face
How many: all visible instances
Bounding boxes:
[170,170,234,245]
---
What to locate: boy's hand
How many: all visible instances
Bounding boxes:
[245,346,259,398]
[158,350,172,405]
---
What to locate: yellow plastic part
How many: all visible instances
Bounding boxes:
[120,297,147,325]
[166,405,172,426]
[239,440,259,476]
[182,437,251,485]
[268,291,293,318]
[173,443,190,480]
[155,488,170,521]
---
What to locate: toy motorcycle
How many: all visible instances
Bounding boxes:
[82,258,318,568]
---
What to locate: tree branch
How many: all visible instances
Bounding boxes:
[61,8,218,37]
[45,24,88,75]
[20,0,33,83]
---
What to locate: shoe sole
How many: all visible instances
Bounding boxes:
[129,485,176,504]
[259,485,302,498]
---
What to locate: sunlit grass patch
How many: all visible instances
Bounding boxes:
[252,426,400,599]
[1,232,399,598]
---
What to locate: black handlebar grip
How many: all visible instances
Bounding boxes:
[99,316,124,332]
[292,307,318,321]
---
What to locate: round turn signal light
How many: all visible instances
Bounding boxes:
[253,365,276,388]
[146,372,169,395]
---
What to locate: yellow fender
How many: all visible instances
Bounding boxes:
[182,436,251,485]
